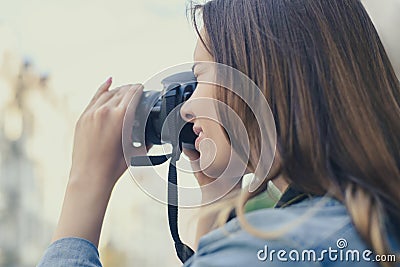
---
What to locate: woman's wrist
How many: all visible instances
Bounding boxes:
[52,173,114,247]
[68,171,116,196]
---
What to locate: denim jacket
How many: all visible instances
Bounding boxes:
[37,195,399,266]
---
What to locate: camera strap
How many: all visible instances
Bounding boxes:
[167,155,195,263]
[131,154,195,263]
[165,90,195,263]
[131,90,195,263]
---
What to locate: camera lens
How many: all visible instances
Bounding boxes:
[132,71,197,148]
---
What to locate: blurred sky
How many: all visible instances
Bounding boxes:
[0,0,197,113]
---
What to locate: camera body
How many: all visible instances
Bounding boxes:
[132,71,198,150]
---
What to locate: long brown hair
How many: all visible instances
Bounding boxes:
[190,0,400,265]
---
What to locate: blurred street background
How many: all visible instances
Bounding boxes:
[0,0,399,266]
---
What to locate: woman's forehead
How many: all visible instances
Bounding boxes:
[193,28,213,62]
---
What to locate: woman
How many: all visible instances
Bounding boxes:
[38,0,400,266]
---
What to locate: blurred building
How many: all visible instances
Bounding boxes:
[0,26,48,266]
[0,23,183,267]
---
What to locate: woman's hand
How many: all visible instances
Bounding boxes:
[52,78,144,246]
[69,78,144,191]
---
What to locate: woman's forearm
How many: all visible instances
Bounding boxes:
[51,176,113,247]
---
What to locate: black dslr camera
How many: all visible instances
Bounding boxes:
[131,71,198,151]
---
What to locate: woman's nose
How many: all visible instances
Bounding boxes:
[180,100,195,122]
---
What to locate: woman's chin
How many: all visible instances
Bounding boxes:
[199,154,233,180]
[199,153,217,177]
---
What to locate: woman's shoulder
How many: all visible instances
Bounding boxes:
[184,196,379,266]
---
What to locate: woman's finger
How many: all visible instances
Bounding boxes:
[90,88,119,109]
[118,84,144,108]
[83,77,113,113]
[107,84,137,107]
[92,77,113,101]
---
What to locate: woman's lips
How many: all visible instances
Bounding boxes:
[193,125,204,151]
[195,131,204,151]
[193,125,203,136]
